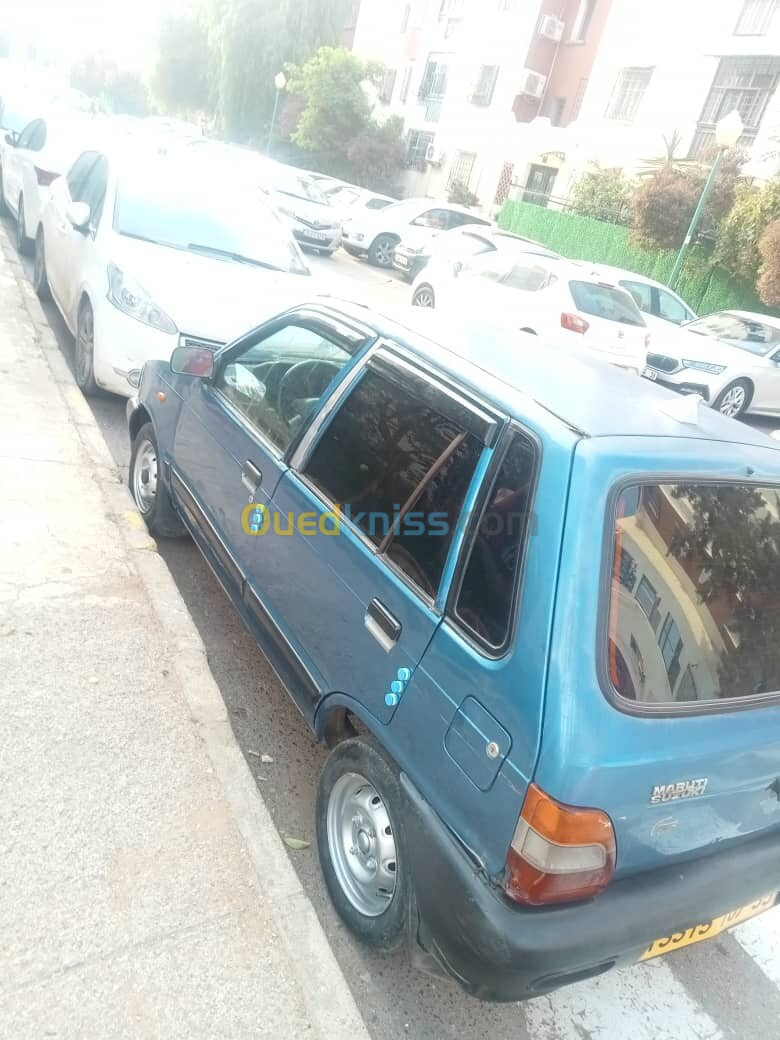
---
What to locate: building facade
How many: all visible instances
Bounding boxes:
[350,0,780,210]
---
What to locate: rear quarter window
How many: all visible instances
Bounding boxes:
[607,482,780,710]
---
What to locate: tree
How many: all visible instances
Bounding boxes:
[152,10,212,116]
[347,117,405,194]
[70,55,150,116]
[756,219,780,307]
[714,178,780,283]
[106,69,150,116]
[569,165,633,224]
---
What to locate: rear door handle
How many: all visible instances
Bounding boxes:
[365,598,401,653]
[241,460,262,496]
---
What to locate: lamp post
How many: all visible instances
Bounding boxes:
[267,71,287,156]
[667,109,744,291]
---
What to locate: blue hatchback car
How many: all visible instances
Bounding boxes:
[127,300,780,1002]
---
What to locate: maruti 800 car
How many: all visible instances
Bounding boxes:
[127,301,780,1002]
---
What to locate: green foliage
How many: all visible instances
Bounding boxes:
[498,200,778,317]
[107,69,151,116]
[70,55,150,116]
[568,166,633,224]
[714,179,780,283]
[757,219,780,307]
[152,10,212,116]
[447,180,481,207]
[346,116,405,195]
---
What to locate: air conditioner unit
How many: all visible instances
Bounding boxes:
[538,14,564,41]
[425,144,446,165]
[517,68,547,99]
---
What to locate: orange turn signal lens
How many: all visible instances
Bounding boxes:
[504,784,616,906]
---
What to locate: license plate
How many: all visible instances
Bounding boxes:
[395,256,409,268]
[307,230,329,241]
[640,893,776,962]
[643,367,658,380]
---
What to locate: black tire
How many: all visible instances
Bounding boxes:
[129,422,187,538]
[411,284,435,308]
[74,299,101,395]
[368,234,398,269]
[16,196,31,255]
[713,378,752,419]
[316,736,412,953]
[33,228,51,300]
[520,327,537,335]
[343,244,363,258]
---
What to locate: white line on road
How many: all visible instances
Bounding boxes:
[732,905,780,989]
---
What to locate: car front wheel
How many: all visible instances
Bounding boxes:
[368,234,397,268]
[16,196,31,255]
[317,736,412,952]
[713,379,752,419]
[129,422,186,538]
[33,229,51,300]
[412,284,435,308]
[74,300,100,395]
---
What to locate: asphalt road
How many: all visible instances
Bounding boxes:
[15,231,780,1040]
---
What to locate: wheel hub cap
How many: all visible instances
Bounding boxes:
[721,387,745,416]
[133,440,158,513]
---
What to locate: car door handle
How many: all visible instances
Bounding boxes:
[241,460,262,496]
[365,598,401,653]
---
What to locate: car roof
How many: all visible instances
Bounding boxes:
[584,264,692,301]
[311,299,778,451]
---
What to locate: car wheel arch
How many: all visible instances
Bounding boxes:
[314,693,386,749]
[129,402,154,443]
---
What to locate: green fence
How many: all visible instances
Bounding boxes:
[498,200,775,317]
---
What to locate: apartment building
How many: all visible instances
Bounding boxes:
[350,0,780,209]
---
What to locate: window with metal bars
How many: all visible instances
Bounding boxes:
[735,0,777,34]
[419,58,449,100]
[379,68,397,104]
[471,65,499,106]
[447,151,477,190]
[605,67,653,122]
[406,129,435,167]
[690,56,780,157]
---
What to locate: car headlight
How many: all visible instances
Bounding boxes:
[107,264,177,334]
[682,359,726,375]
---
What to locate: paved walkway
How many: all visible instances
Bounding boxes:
[0,230,369,1038]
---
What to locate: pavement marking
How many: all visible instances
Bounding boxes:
[732,904,780,989]
[523,958,722,1040]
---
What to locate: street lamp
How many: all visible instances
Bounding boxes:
[267,71,287,156]
[668,109,744,291]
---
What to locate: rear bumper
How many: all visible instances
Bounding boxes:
[402,773,780,1003]
[293,227,342,252]
[392,250,427,280]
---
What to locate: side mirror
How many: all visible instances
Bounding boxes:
[452,260,463,277]
[170,344,215,378]
[5,131,17,147]
[66,201,91,232]
[772,351,780,365]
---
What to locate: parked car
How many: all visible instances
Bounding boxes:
[412,248,650,374]
[34,148,312,397]
[394,224,558,283]
[322,181,395,221]
[643,310,780,418]
[586,263,697,330]
[127,299,780,1003]
[1,110,100,253]
[342,198,491,269]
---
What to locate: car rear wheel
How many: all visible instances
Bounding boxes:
[317,736,412,952]
[74,300,101,396]
[16,196,31,255]
[129,421,187,538]
[33,229,51,300]
[713,379,752,419]
[368,234,397,269]
[412,284,435,308]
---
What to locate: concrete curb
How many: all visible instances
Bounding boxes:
[4,228,371,1040]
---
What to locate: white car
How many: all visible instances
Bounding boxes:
[34,148,313,397]
[342,198,491,269]
[586,263,697,331]
[321,181,395,223]
[411,247,650,374]
[394,224,557,283]
[643,311,780,418]
[1,110,99,254]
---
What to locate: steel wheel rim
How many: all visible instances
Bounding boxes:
[720,385,745,417]
[413,288,434,308]
[76,309,94,386]
[326,772,397,917]
[132,438,158,514]
[375,240,393,266]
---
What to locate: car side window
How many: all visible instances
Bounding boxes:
[460,251,511,283]
[366,198,392,209]
[620,279,653,314]
[66,151,99,200]
[412,208,453,230]
[656,289,691,325]
[502,262,556,291]
[303,365,484,599]
[16,120,43,150]
[216,324,353,455]
[79,156,108,227]
[453,433,537,651]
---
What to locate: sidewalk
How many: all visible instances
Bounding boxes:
[0,229,369,1038]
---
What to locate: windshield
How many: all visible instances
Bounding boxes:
[685,313,780,356]
[273,169,329,205]
[114,172,310,275]
[569,280,645,327]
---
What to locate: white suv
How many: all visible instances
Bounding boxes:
[412,247,650,374]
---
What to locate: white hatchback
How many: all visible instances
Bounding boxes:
[411,248,650,374]
[35,148,314,397]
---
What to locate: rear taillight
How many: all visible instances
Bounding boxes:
[34,167,58,187]
[561,311,589,334]
[504,784,616,906]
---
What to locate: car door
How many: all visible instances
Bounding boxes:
[3,118,42,215]
[269,347,499,725]
[45,150,100,309]
[57,154,108,322]
[169,312,369,713]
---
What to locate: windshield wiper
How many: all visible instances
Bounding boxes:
[186,243,284,271]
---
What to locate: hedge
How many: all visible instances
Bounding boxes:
[498,200,776,317]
